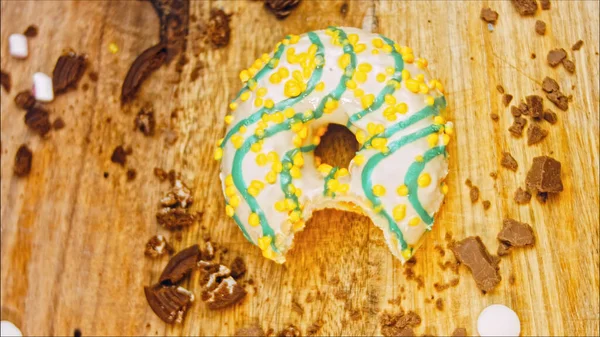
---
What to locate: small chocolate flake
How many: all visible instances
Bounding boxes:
[510,105,522,117]
[512,0,537,16]
[543,109,558,124]
[160,244,200,284]
[527,124,549,145]
[451,236,501,293]
[535,20,546,35]
[452,328,467,336]
[465,179,472,187]
[88,72,99,82]
[53,51,88,95]
[230,257,247,279]
[25,105,52,136]
[497,242,512,256]
[307,319,325,336]
[127,169,137,181]
[514,187,532,204]
[526,95,543,118]
[508,116,527,137]
[144,283,194,324]
[435,298,444,311]
[24,25,38,37]
[110,145,128,166]
[14,144,33,177]
[145,235,174,258]
[52,118,65,130]
[470,186,480,203]
[501,152,518,171]
[547,48,567,67]
[536,191,548,203]
[135,107,156,136]
[482,200,491,210]
[208,9,231,48]
[542,77,560,93]
[265,0,301,19]
[498,218,535,248]
[0,70,11,92]
[503,94,514,107]
[572,40,584,51]
[540,0,551,10]
[496,85,504,94]
[519,101,530,116]
[14,90,35,110]
[481,8,499,24]
[154,167,168,181]
[563,59,575,73]
[379,311,422,337]
[490,113,499,121]
[546,91,569,111]
[526,156,563,193]
[531,53,536,59]
[490,171,498,179]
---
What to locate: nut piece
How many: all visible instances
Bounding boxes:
[526,156,563,193]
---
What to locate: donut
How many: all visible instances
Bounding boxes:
[215,27,452,263]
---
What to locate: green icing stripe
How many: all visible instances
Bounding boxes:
[280,145,317,211]
[360,125,442,249]
[346,35,404,126]
[232,211,254,244]
[404,146,447,230]
[323,167,339,197]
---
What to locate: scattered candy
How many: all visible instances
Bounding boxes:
[32,72,54,102]
[108,42,119,54]
[0,321,22,337]
[9,34,28,59]
[477,304,521,336]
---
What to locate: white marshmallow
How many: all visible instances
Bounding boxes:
[477,304,521,336]
[32,72,54,102]
[1,321,23,337]
[9,34,28,59]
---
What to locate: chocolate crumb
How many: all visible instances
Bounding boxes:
[53,118,65,130]
[518,101,530,116]
[14,144,33,177]
[73,328,82,337]
[14,91,35,110]
[509,273,516,284]
[103,172,109,178]
[510,105,522,117]
[470,186,480,203]
[135,107,156,136]
[127,169,137,181]
[508,116,527,137]
[496,85,505,94]
[512,0,537,16]
[465,179,472,188]
[501,152,518,171]
[265,0,301,19]
[190,64,203,81]
[490,171,498,179]
[498,218,535,250]
[88,72,99,82]
[526,156,563,193]
[481,8,499,24]
[527,124,549,145]
[145,235,174,258]
[306,319,324,336]
[452,328,467,336]
[547,48,567,67]
[572,40,584,51]
[540,0,551,10]
[157,207,195,230]
[514,187,532,204]
[535,20,546,35]
[490,113,499,121]
[380,311,421,337]
[451,236,501,293]
[230,257,247,279]
[542,77,560,93]
[503,94,514,107]
[208,9,231,48]
[160,244,200,284]
[435,298,444,311]
[482,200,491,210]
[536,191,548,203]
[562,59,575,73]
[531,53,536,59]
[23,25,38,37]
[277,325,300,337]
[340,2,348,16]
[546,91,569,111]
[111,145,128,166]
[144,283,194,324]
[543,109,558,124]
[25,105,52,136]
[0,70,11,92]
[53,51,88,95]
[526,95,543,118]
[154,167,168,181]
[236,324,266,337]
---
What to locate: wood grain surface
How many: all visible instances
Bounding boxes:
[1,1,599,336]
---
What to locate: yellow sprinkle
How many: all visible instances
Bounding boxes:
[248,67,258,77]
[256,153,268,166]
[361,94,375,109]
[217,138,224,146]
[214,147,223,160]
[225,175,234,186]
[339,184,350,193]
[261,53,271,62]
[290,166,302,178]
[371,138,387,150]
[293,135,303,147]
[226,205,234,217]
[266,170,277,184]
[289,211,301,223]
[405,79,420,93]
[262,247,276,259]
[272,161,283,173]
[240,91,251,101]
[355,130,367,144]
[346,79,357,89]
[335,168,349,178]
[416,58,428,69]
[292,70,303,82]
[419,83,430,94]
[303,110,314,119]
[353,154,365,166]
[354,88,365,98]
[373,185,386,197]
[355,71,367,83]
[239,125,247,134]
[327,179,340,191]
[401,248,412,260]
[427,133,439,147]
[358,63,373,73]
[226,185,236,197]
[284,80,302,97]
[316,81,325,91]
[384,94,396,106]
[239,70,250,82]
[229,102,238,111]
[415,155,424,162]
[348,34,359,45]
[376,73,386,82]
[397,185,409,196]
[441,183,449,195]
[269,72,281,84]
[418,173,432,187]
[425,96,435,106]
[354,43,367,53]
[254,129,265,138]
[231,135,244,149]
[403,54,414,63]
[318,164,333,175]
[289,34,300,44]
[248,186,260,197]
[293,153,304,167]
[278,67,290,78]
[229,195,240,208]
[401,69,411,80]
[275,200,286,212]
[371,49,380,55]
[254,97,263,107]
[108,42,119,54]
[258,236,272,250]
[409,217,420,227]
[292,220,305,231]
[256,87,268,97]
[312,136,321,145]
[308,44,318,56]
[295,188,303,197]
[249,213,261,226]
[386,66,395,75]
[338,53,351,69]
[384,111,397,121]
[396,102,408,114]
[267,151,279,162]
[382,45,393,53]
[372,38,384,48]
[443,134,451,145]
[285,198,297,210]
[434,116,446,125]
[251,141,263,153]
[284,107,296,119]
[393,204,406,221]
[264,99,274,109]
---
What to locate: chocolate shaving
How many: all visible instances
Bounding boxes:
[144,284,194,324]
[306,319,325,336]
[0,70,11,93]
[547,48,567,67]
[496,85,505,94]
[572,40,584,51]
[127,169,137,181]
[14,90,35,110]
[121,44,167,103]
[25,105,52,137]
[535,20,546,35]
[497,218,535,252]
[510,105,522,117]
[511,0,537,16]
[451,236,501,293]
[23,25,38,37]
[519,101,530,116]
[208,9,231,48]
[501,152,518,171]
[526,156,563,193]
[490,113,499,121]
[14,144,33,177]
[527,124,548,145]
[135,107,156,136]
[480,8,499,24]
[265,0,302,19]
[154,167,168,181]
[111,145,128,166]
[543,109,558,124]
[514,187,532,204]
[160,244,199,284]
[508,116,527,137]
[503,94,513,107]
[52,51,88,95]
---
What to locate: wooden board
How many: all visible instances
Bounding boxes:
[1,1,599,335]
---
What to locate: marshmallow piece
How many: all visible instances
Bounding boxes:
[477,304,521,336]
[1,321,23,337]
[9,34,28,59]
[32,72,54,102]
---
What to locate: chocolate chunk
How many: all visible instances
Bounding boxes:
[52,118,65,130]
[380,311,422,337]
[25,105,51,136]
[145,235,174,258]
[543,109,558,124]
[503,94,514,107]
[278,325,301,337]
[144,284,194,324]
[540,0,551,10]
[572,40,584,51]
[510,105,522,117]
[0,70,11,92]
[536,191,548,203]
[53,51,88,95]
[452,328,467,336]
[121,44,167,103]
[527,124,548,145]
[451,236,501,293]
[547,48,567,67]
[135,107,156,136]
[111,145,128,166]
[206,276,247,309]
[514,187,532,204]
[519,101,530,116]
[542,77,560,93]
[490,113,499,121]
[154,167,168,181]
[235,324,266,337]
[563,59,575,73]
[208,9,231,48]
[156,207,195,230]
[470,186,479,203]
[501,152,518,171]
[512,0,537,16]
[526,156,563,192]
[482,200,491,210]
[14,144,33,177]
[526,95,543,118]
[230,257,247,279]
[535,20,546,35]
[159,244,200,284]
[14,90,36,110]
[127,169,137,181]
[23,25,38,37]
[508,116,527,137]
[481,8,499,24]
[546,91,569,111]
[498,218,535,248]
[265,0,301,19]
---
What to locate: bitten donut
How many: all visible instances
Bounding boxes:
[215,27,452,263]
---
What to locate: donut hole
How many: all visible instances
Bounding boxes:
[313,124,358,169]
